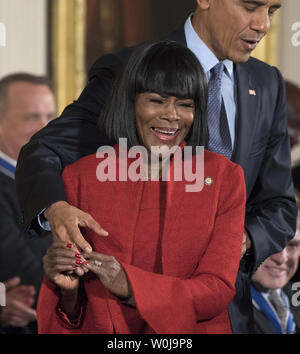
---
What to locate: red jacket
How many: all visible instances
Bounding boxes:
[37,145,246,334]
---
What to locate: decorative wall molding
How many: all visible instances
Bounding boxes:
[277,2,300,86]
[51,0,86,115]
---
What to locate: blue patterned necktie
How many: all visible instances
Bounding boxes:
[207,62,232,159]
[268,290,289,333]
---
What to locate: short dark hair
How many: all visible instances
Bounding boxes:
[0,73,52,114]
[100,40,208,152]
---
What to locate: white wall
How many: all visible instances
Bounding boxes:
[278,1,300,87]
[0,0,47,79]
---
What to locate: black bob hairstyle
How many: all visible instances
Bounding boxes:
[101,40,208,152]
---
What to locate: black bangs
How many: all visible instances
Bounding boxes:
[135,44,200,99]
[101,40,208,150]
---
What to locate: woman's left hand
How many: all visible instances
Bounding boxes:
[83,252,132,299]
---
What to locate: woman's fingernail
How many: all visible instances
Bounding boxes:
[75,253,81,259]
[66,243,72,249]
[75,260,82,265]
[83,261,89,266]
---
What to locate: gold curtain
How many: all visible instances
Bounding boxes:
[52,0,86,115]
[252,12,280,66]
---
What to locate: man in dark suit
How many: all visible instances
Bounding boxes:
[0,73,55,333]
[251,218,300,334]
[15,0,297,333]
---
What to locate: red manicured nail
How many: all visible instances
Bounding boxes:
[75,253,81,259]
[83,261,89,266]
[75,260,82,265]
[66,243,72,249]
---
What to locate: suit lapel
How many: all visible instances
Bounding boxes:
[110,147,145,264]
[232,62,261,167]
[114,179,144,263]
[161,166,182,275]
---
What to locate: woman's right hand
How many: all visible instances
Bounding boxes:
[43,240,82,291]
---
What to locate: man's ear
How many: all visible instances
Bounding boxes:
[196,0,211,10]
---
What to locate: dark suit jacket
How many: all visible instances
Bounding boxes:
[0,170,52,333]
[15,27,297,333]
[252,283,300,334]
[0,171,52,288]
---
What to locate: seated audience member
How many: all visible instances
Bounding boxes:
[289,166,300,283]
[0,277,36,334]
[250,211,300,334]
[0,73,55,333]
[37,41,246,334]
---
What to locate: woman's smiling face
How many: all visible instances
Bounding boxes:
[135,92,195,154]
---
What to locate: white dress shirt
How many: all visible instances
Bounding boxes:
[184,15,236,147]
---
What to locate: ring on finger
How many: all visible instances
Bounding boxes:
[94,260,102,267]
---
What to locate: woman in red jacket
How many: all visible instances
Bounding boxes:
[37,41,246,334]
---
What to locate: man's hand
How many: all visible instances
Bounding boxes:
[241,229,252,259]
[44,201,108,254]
[0,277,37,328]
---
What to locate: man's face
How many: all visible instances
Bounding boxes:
[195,0,282,62]
[252,229,300,290]
[0,82,56,159]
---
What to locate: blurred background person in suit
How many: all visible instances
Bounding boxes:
[250,121,300,333]
[0,73,55,333]
[250,205,300,334]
